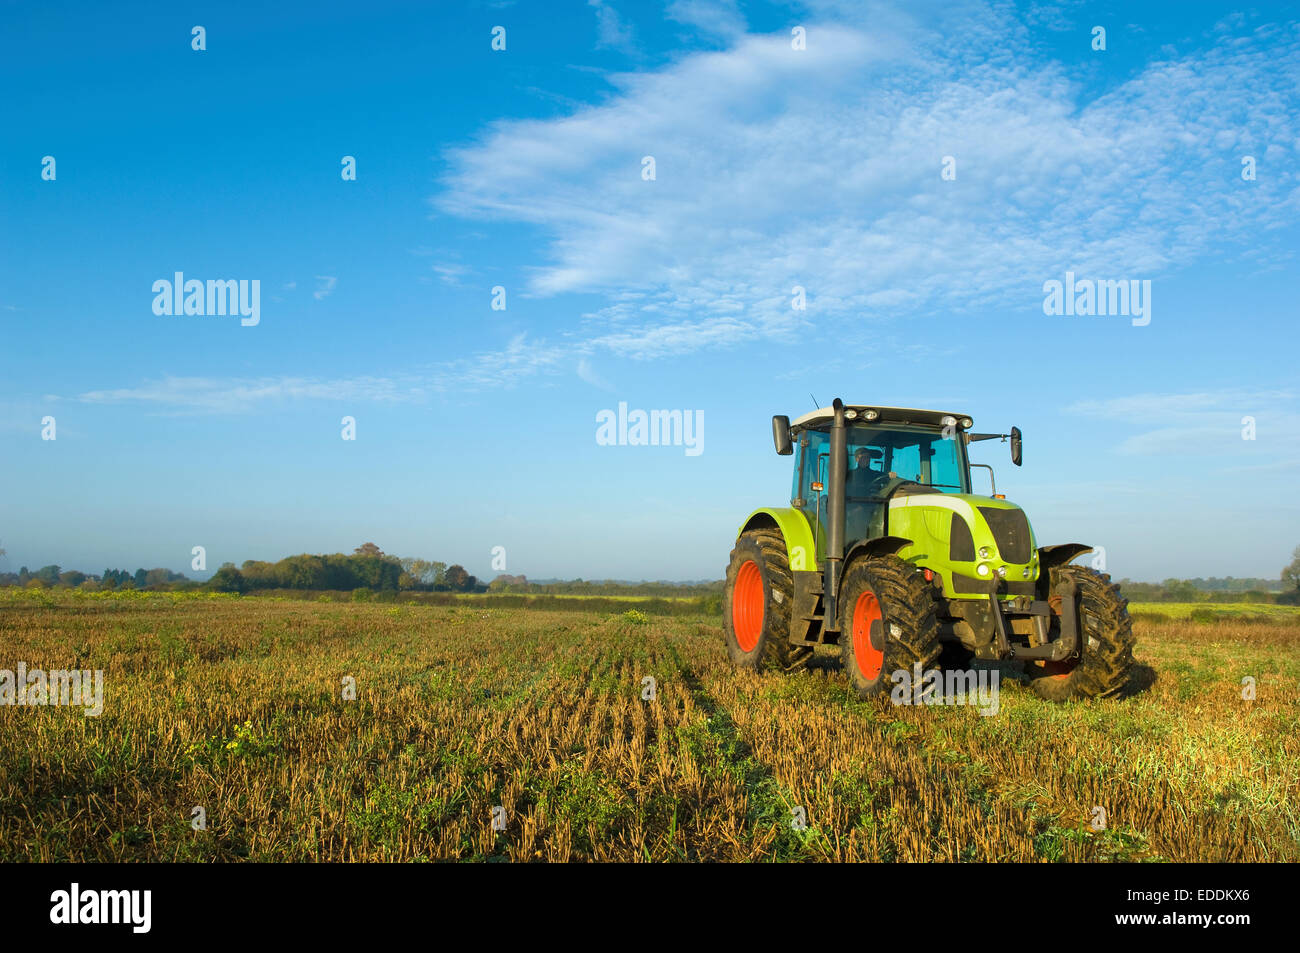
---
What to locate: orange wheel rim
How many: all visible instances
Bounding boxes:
[852,590,884,681]
[732,560,764,653]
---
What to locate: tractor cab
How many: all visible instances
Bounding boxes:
[785,406,975,555]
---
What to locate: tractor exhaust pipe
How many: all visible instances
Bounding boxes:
[823,398,848,630]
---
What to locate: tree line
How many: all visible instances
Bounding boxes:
[1,565,191,591]
[209,543,484,593]
[4,543,1299,602]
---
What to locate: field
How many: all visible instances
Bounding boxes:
[1,588,1297,862]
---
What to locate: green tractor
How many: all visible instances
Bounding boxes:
[723,400,1134,702]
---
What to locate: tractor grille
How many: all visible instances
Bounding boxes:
[979,507,1031,563]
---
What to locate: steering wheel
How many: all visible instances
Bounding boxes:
[851,472,913,501]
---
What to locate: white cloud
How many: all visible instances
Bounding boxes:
[589,0,633,50]
[75,375,426,414]
[576,357,614,390]
[438,9,1300,365]
[666,0,747,40]
[430,333,570,391]
[1066,388,1296,455]
[432,262,470,285]
[67,339,572,412]
[313,276,337,300]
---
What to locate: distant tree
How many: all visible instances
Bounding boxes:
[1280,546,1300,604]
[59,570,87,588]
[35,565,61,586]
[354,542,385,557]
[209,563,247,593]
[399,558,446,590]
[1283,546,1300,591]
[101,568,132,590]
[1161,578,1200,602]
[144,568,174,587]
[445,564,473,591]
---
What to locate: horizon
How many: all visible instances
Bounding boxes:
[0,543,1289,590]
[3,0,1299,583]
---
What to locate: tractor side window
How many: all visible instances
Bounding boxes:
[800,431,826,501]
[795,430,828,538]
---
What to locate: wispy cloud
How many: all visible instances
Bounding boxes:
[431,333,570,390]
[589,0,633,50]
[1066,388,1296,455]
[313,276,337,300]
[438,7,1300,371]
[68,335,575,413]
[576,357,614,390]
[667,0,747,40]
[432,262,470,285]
[75,375,427,414]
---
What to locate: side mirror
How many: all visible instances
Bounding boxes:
[1010,426,1022,466]
[772,416,793,455]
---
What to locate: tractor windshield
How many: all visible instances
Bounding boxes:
[847,424,970,494]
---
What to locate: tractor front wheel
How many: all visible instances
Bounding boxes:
[839,555,940,698]
[1026,564,1135,701]
[723,529,799,672]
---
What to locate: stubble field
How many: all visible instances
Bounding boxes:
[1,589,1297,862]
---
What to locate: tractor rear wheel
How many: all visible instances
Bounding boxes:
[839,555,940,698]
[723,529,799,672]
[1026,564,1135,701]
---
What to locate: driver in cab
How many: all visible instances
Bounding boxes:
[847,447,886,496]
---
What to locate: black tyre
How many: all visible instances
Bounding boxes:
[1026,564,1135,701]
[723,529,798,671]
[839,555,940,698]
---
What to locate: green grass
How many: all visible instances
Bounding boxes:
[1128,601,1300,620]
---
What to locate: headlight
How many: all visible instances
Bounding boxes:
[978,546,992,559]
[1022,567,1031,578]
[976,563,991,577]
[960,417,973,428]
[863,409,879,421]
[995,566,1008,579]
[844,409,857,420]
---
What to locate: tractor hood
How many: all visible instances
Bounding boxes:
[888,493,1040,598]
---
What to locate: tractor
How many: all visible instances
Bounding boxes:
[723,400,1134,701]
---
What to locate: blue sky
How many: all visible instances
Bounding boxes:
[2,0,1298,583]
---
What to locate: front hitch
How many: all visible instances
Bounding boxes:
[988,574,1081,662]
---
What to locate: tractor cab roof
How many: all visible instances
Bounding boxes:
[790,405,972,433]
